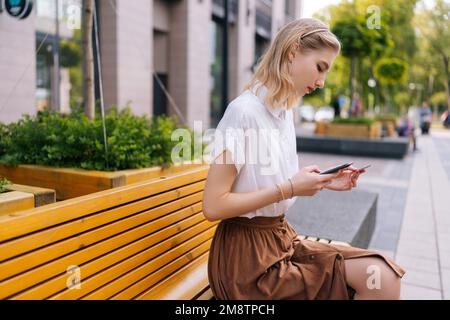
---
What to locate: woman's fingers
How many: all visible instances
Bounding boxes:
[305,165,321,173]
[318,173,338,183]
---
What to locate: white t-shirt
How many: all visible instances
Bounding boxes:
[207,84,299,219]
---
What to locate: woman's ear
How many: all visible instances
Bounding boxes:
[288,43,299,63]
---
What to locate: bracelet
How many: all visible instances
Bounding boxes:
[288,178,294,198]
[278,183,286,201]
[275,184,284,203]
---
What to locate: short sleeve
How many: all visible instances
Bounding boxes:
[207,106,247,175]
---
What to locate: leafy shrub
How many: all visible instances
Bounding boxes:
[375,114,399,122]
[0,108,200,171]
[331,117,376,126]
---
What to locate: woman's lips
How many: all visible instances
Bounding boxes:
[306,86,314,94]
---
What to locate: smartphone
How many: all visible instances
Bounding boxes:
[357,164,371,172]
[319,162,354,175]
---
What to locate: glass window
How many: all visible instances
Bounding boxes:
[210,19,224,128]
[35,0,83,112]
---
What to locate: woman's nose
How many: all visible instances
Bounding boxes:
[315,79,325,89]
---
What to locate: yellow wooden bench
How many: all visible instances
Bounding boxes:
[0,164,349,300]
[0,165,216,300]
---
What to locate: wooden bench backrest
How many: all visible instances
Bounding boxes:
[0,165,216,300]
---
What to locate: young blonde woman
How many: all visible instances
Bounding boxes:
[203,18,405,300]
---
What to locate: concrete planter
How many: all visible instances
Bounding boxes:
[0,184,55,216]
[314,121,329,135]
[0,161,206,201]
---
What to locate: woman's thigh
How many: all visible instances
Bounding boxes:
[344,256,401,298]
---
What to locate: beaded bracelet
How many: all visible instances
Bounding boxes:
[275,184,284,203]
[288,178,294,198]
[277,183,286,202]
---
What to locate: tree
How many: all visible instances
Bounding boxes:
[418,0,450,110]
[332,16,390,110]
[374,58,409,113]
[82,0,95,120]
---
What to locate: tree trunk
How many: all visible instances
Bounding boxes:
[349,56,357,115]
[82,0,95,120]
[385,85,393,114]
[443,54,450,111]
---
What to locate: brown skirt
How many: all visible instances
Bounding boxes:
[208,214,406,300]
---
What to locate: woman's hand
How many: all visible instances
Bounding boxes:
[325,166,365,191]
[289,165,338,196]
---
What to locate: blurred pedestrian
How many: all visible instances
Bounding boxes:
[397,114,417,151]
[332,94,341,118]
[419,101,432,135]
[350,93,362,117]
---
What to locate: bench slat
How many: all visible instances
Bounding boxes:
[136,252,210,300]
[112,244,211,300]
[84,238,214,300]
[195,288,214,300]
[0,167,209,242]
[0,198,203,281]
[0,182,205,262]
[0,212,211,299]
[11,219,216,300]
[51,227,216,300]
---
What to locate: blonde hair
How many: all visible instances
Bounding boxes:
[246,18,341,109]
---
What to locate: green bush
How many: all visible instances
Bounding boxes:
[331,117,376,126]
[374,114,399,122]
[0,177,11,194]
[0,108,201,171]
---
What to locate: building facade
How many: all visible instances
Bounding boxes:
[0,0,302,129]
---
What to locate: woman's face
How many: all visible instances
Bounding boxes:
[289,47,338,97]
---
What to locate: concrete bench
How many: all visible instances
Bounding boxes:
[286,189,378,249]
[296,135,409,159]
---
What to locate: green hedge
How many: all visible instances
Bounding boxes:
[331,117,376,125]
[374,114,399,122]
[0,108,202,171]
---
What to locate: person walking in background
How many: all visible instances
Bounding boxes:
[419,100,432,135]
[350,93,362,117]
[332,94,341,118]
[397,114,418,152]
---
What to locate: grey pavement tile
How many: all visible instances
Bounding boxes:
[400,221,435,233]
[441,268,450,300]
[397,242,438,260]
[438,241,450,254]
[402,268,441,290]
[401,283,442,300]
[395,254,439,274]
[399,228,437,238]
[398,233,436,246]
[439,251,450,268]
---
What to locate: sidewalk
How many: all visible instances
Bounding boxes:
[396,133,450,300]
[295,126,450,299]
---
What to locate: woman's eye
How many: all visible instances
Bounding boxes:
[317,64,323,72]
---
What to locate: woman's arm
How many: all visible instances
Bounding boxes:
[202,150,336,221]
[202,150,291,221]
